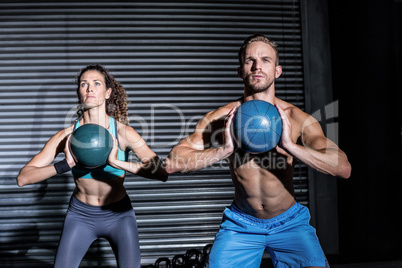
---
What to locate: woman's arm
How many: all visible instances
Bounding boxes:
[17,128,75,187]
[108,124,168,182]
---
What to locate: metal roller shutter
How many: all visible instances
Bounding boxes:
[0,1,307,266]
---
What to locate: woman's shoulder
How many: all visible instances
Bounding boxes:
[53,124,75,140]
[115,120,143,142]
[115,119,134,134]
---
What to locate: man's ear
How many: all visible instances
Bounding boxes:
[238,67,244,78]
[275,65,282,79]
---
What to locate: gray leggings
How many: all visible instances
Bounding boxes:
[54,195,140,268]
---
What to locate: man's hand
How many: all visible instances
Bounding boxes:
[222,107,237,157]
[276,104,294,151]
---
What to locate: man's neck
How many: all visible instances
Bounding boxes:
[243,87,276,105]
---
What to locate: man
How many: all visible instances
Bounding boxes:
[165,34,351,268]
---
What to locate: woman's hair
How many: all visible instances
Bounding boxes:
[238,33,279,66]
[76,64,129,125]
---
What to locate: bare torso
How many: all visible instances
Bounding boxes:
[216,98,303,219]
[73,176,127,206]
[228,149,296,219]
[72,119,127,206]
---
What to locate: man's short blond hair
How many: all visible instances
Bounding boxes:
[238,34,279,66]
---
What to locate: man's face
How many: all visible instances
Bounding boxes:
[238,41,282,93]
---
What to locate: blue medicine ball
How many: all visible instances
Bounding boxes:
[232,100,282,153]
[70,124,113,168]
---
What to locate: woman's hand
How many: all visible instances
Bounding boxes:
[107,135,120,168]
[64,134,76,168]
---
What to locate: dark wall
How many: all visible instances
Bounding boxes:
[327,0,402,263]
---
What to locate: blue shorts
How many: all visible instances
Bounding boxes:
[208,202,328,268]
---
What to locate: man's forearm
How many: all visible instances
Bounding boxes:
[165,146,231,174]
[286,141,351,178]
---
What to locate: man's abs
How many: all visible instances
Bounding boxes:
[229,151,296,219]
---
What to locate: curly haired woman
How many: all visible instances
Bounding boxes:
[17,64,168,268]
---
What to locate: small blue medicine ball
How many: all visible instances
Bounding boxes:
[70,124,113,168]
[232,100,282,153]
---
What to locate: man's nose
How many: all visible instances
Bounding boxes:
[252,60,261,70]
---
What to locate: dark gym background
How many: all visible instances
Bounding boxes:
[0,0,401,267]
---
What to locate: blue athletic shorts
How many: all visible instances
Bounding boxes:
[208,202,328,268]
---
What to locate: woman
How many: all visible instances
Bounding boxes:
[17,64,168,268]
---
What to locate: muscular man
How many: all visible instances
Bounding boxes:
[165,34,351,268]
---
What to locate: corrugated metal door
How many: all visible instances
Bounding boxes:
[0,1,307,267]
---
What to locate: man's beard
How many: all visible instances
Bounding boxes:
[244,74,274,93]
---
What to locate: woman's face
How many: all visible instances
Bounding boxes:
[79,70,112,109]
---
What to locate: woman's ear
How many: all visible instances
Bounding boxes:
[105,88,112,99]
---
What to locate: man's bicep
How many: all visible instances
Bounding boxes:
[184,111,221,150]
[177,130,208,151]
[301,121,331,151]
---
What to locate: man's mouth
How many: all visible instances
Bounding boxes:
[252,74,265,79]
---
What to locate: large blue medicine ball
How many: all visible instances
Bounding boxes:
[232,100,282,153]
[70,124,113,168]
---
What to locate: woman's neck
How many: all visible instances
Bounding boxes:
[81,107,110,129]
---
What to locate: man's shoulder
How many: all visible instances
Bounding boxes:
[275,98,308,120]
[205,99,242,119]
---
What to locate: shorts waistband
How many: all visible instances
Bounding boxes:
[229,201,303,226]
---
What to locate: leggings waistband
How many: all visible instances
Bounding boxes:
[69,195,133,216]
